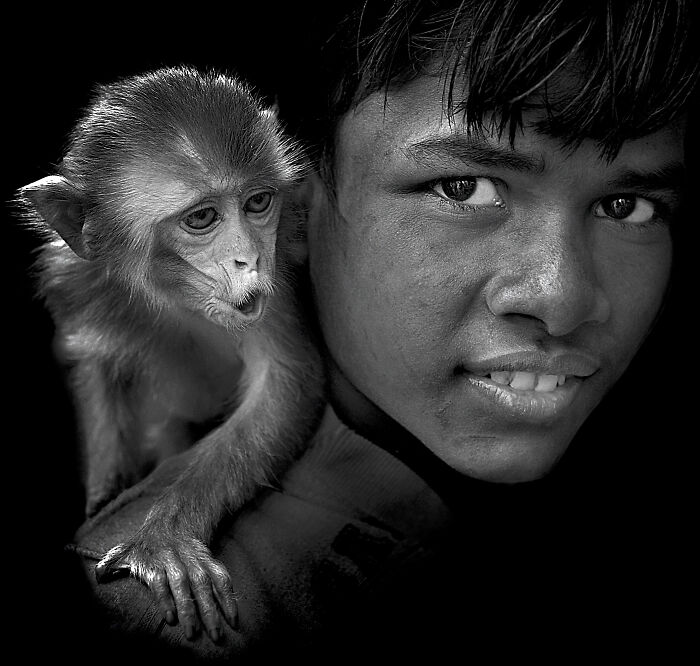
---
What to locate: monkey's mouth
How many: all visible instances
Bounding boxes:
[233,291,267,321]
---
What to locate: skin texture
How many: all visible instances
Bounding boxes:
[308,73,684,483]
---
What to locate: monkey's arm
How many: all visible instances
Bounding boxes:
[70,358,142,516]
[69,350,195,515]
[95,311,325,643]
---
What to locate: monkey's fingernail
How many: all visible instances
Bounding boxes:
[184,624,195,640]
[210,628,221,643]
[95,564,125,583]
[165,610,176,625]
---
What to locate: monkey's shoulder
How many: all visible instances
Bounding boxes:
[32,242,159,362]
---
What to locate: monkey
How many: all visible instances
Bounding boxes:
[17,66,325,643]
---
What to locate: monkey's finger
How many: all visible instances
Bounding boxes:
[147,570,178,627]
[165,559,200,640]
[188,567,224,643]
[207,561,239,631]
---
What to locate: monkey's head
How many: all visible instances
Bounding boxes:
[20,66,305,331]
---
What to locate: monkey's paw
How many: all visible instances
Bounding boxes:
[94,534,238,643]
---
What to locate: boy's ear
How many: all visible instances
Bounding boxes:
[298,170,336,256]
[296,170,326,209]
[20,175,91,259]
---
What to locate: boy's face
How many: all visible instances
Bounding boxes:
[308,74,684,482]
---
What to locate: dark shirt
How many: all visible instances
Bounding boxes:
[64,406,688,663]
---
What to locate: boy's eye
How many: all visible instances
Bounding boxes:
[430,177,500,206]
[594,195,655,224]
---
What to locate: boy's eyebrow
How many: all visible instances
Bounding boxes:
[404,135,546,173]
[607,163,686,193]
[404,136,686,194]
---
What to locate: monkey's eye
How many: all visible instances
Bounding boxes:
[244,191,273,214]
[183,207,220,231]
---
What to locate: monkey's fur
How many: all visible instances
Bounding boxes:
[18,66,325,641]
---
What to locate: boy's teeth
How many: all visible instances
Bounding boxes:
[534,374,558,392]
[510,371,536,390]
[490,371,511,385]
[487,371,565,392]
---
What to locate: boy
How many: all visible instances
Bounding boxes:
[64,1,698,661]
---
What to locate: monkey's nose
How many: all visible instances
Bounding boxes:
[234,256,259,271]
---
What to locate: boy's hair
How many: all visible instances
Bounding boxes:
[294,0,697,175]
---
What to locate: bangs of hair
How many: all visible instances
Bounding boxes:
[331,0,698,158]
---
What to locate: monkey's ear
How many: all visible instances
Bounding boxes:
[20,175,91,259]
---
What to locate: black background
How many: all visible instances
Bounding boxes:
[3,7,696,662]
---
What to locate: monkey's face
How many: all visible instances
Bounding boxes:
[21,67,304,337]
[145,171,282,331]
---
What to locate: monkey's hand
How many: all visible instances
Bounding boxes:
[94,531,238,643]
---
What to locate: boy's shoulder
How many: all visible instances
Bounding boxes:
[68,406,452,660]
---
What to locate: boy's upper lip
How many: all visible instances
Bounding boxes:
[464,350,601,378]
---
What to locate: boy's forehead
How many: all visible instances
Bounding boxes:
[336,74,686,179]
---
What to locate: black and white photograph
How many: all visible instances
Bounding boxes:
[6,2,698,662]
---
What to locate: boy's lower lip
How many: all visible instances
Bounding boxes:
[462,373,583,423]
